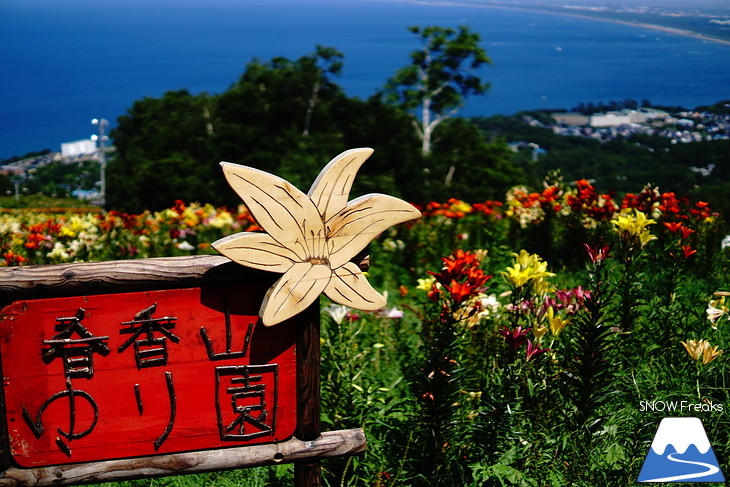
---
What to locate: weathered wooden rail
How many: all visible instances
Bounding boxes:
[0,429,366,486]
[0,255,248,305]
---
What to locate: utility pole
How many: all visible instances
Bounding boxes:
[91,118,108,206]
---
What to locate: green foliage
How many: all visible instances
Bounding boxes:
[473,114,730,219]
[0,173,12,196]
[22,159,100,198]
[424,118,521,202]
[0,194,91,209]
[695,99,730,115]
[108,90,220,212]
[383,25,491,114]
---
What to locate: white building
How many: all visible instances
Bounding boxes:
[589,111,633,128]
[590,108,671,128]
[61,139,97,158]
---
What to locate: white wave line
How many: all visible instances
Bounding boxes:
[641,453,721,483]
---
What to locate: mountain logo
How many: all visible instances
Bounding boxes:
[638,417,725,483]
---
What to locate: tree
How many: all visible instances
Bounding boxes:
[382,26,491,155]
[212,47,347,170]
[301,45,344,136]
[107,90,220,212]
[424,118,521,202]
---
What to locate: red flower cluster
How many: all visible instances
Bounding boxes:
[472,200,503,217]
[23,220,62,250]
[566,179,618,220]
[621,184,660,213]
[429,250,492,304]
[236,209,261,232]
[663,221,698,259]
[622,189,715,224]
[420,198,469,219]
[510,186,563,214]
[2,250,26,266]
[658,192,686,220]
[691,201,713,221]
[96,211,145,235]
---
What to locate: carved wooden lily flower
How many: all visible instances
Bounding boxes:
[213,148,421,326]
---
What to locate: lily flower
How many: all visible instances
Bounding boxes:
[502,249,555,289]
[703,343,722,365]
[324,304,350,325]
[213,148,421,326]
[611,209,656,248]
[547,306,569,335]
[583,242,611,265]
[706,295,729,328]
[525,339,550,362]
[682,339,723,364]
[499,325,528,350]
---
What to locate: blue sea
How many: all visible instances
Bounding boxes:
[1,0,730,160]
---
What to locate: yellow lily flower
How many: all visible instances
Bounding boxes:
[681,339,723,365]
[548,307,569,335]
[703,343,722,365]
[611,209,656,248]
[417,276,438,292]
[502,250,555,289]
[533,324,548,341]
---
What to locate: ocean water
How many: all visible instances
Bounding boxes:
[1,0,730,159]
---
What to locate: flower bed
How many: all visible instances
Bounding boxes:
[2,180,729,486]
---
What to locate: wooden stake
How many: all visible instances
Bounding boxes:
[295,301,321,487]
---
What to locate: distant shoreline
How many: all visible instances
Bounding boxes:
[406,0,730,47]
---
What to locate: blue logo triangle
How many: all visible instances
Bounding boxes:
[638,417,725,483]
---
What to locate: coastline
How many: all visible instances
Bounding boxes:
[407,0,730,47]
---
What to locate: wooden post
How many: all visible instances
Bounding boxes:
[295,301,321,487]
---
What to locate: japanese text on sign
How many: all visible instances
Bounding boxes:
[0,285,297,468]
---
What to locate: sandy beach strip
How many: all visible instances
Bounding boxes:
[405,0,730,47]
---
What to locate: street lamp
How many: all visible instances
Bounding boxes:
[91,118,109,206]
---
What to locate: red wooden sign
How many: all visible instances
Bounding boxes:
[0,284,297,468]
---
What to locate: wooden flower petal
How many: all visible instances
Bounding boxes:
[327,194,422,268]
[325,262,386,311]
[212,232,299,273]
[308,148,374,223]
[220,162,324,257]
[260,262,332,326]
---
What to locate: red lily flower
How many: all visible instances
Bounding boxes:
[682,245,697,259]
[525,339,550,362]
[678,226,695,240]
[499,325,528,350]
[583,242,611,264]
